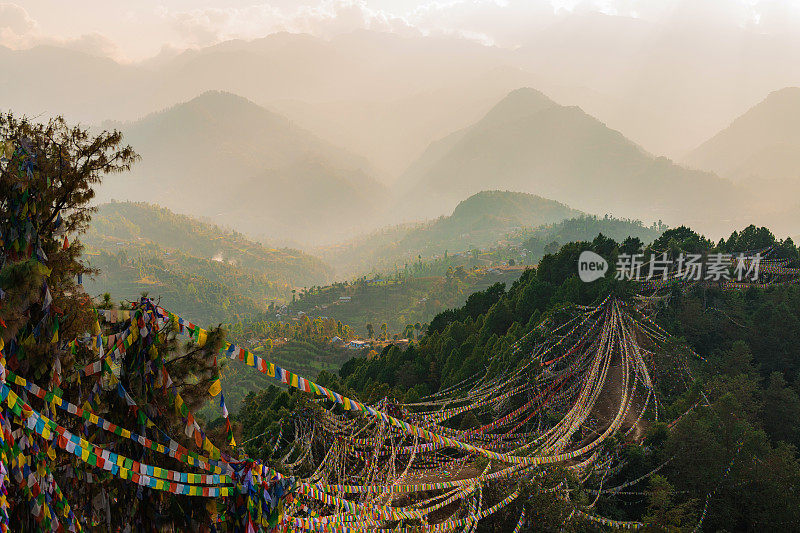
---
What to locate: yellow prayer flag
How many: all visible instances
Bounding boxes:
[174,395,184,416]
[203,437,214,453]
[208,379,221,397]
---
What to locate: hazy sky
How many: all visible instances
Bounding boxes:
[5,1,800,61]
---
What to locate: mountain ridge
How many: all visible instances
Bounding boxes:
[396,87,742,234]
[97,91,388,246]
[319,189,581,274]
[684,87,800,182]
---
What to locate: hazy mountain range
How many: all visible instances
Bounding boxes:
[90,84,763,244]
[0,32,519,148]
[6,21,800,160]
[683,87,800,234]
[270,66,542,179]
[686,87,800,183]
[396,88,743,233]
[3,29,800,244]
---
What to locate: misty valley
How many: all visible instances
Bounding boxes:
[2,4,800,531]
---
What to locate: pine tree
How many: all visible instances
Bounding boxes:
[0,114,242,530]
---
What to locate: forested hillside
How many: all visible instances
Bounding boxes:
[87,201,332,285]
[291,268,524,336]
[515,215,666,262]
[239,224,800,530]
[320,190,579,274]
[214,316,363,413]
[298,212,664,335]
[83,201,333,323]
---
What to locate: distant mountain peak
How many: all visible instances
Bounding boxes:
[398,87,737,231]
[478,87,558,127]
[98,90,387,245]
[684,86,800,182]
[142,90,285,123]
[103,90,287,136]
[500,87,556,104]
[734,87,800,126]
[189,89,254,104]
[322,190,579,274]
[451,190,575,223]
[763,86,800,100]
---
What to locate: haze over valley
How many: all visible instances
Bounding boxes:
[5,0,800,310]
[5,3,800,251]
[7,4,800,531]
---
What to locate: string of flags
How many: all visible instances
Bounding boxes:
[2,131,786,529]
